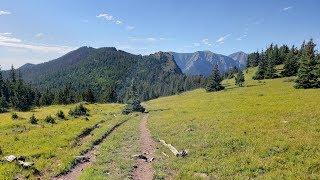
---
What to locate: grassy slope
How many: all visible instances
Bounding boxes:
[147,68,320,179]
[80,113,140,180]
[0,103,126,179]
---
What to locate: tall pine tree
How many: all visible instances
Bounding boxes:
[295,39,320,88]
[281,46,299,77]
[206,65,224,92]
[235,70,245,87]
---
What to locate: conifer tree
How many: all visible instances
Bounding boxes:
[295,39,320,88]
[265,44,278,79]
[253,53,267,80]
[235,70,245,87]
[281,46,299,77]
[82,88,95,103]
[206,65,224,92]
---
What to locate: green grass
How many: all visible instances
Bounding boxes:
[147,68,320,179]
[0,103,126,179]
[80,113,140,180]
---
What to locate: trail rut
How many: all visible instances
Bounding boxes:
[133,113,156,180]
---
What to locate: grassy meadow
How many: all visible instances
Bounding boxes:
[147,68,320,179]
[0,103,127,179]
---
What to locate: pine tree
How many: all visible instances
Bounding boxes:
[206,65,225,92]
[235,70,245,87]
[265,44,278,79]
[122,80,145,114]
[40,89,54,106]
[281,46,299,77]
[82,88,95,103]
[253,53,267,80]
[10,65,16,83]
[295,39,320,88]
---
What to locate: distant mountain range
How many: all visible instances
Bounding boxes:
[172,51,247,76]
[4,47,247,100]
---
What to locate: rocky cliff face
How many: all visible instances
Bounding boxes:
[228,51,248,68]
[172,51,242,76]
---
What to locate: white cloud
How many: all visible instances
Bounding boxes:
[97,12,134,30]
[129,36,167,43]
[201,38,212,46]
[126,26,135,31]
[216,34,231,44]
[35,33,44,38]
[0,33,22,43]
[97,13,114,21]
[0,33,72,53]
[283,6,293,11]
[0,10,11,16]
[236,34,247,41]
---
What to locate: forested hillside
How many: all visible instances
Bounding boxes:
[6,47,205,103]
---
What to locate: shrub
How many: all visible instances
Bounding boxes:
[122,99,145,115]
[11,113,19,120]
[44,115,56,124]
[69,104,89,117]
[56,110,65,119]
[0,108,8,113]
[29,114,38,124]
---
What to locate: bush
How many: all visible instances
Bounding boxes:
[11,113,19,120]
[44,115,56,124]
[56,110,65,119]
[29,114,38,124]
[69,104,89,117]
[122,99,145,115]
[0,108,8,113]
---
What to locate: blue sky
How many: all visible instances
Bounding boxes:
[0,0,319,69]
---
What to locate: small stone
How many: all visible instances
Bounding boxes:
[18,160,34,168]
[5,155,16,162]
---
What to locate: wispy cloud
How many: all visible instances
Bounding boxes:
[0,33,72,53]
[97,12,135,31]
[282,6,293,11]
[34,33,44,39]
[0,10,11,16]
[202,38,212,46]
[128,36,169,43]
[97,13,114,21]
[216,34,231,44]
[236,34,248,41]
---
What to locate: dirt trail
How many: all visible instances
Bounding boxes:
[133,113,156,180]
[53,120,127,180]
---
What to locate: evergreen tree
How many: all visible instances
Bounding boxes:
[295,39,320,88]
[9,65,17,83]
[206,65,224,92]
[40,89,54,106]
[253,53,267,80]
[122,80,145,114]
[235,70,245,87]
[265,44,278,79]
[82,88,95,103]
[281,46,299,77]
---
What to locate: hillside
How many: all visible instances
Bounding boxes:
[172,51,247,76]
[11,47,203,102]
[146,68,320,179]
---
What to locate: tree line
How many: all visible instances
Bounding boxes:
[247,39,320,88]
[0,65,206,112]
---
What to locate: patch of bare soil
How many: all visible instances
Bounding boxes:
[133,113,156,180]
